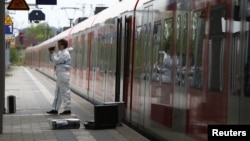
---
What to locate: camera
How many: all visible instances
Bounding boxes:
[48,46,55,51]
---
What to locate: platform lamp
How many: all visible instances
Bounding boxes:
[61,7,80,27]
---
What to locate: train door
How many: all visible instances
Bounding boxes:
[116,15,132,119]
[150,2,175,129]
[187,3,230,139]
[230,0,250,124]
[172,4,189,132]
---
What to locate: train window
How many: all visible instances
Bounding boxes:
[136,26,141,40]
[144,24,148,46]
[175,13,188,86]
[80,34,85,69]
[92,36,98,71]
[189,11,205,89]
[208,38,225,92]
[157,18,173,84]
[153,22,161,43]
[175,15,181,86]
[75,37,80,69]
[182,13,188,84]
[152,22,161,82]
[82,34,88,69]
[78,40,83,69]
[234,0,250,21]
[208,5,226,92]
[209,6,226,35]
[230,35,241,95]
[71,38,76,69]
[134,26,142,79]
[98,28,105,71]
[148,23,152,38]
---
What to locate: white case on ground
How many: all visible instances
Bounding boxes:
[48,118,81,129]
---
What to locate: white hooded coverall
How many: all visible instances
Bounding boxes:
[50,48,71,111]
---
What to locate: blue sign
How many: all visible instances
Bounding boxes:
[5,25,13,34]
[36,0,57,5]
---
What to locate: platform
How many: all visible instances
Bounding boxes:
[0,66,150,141]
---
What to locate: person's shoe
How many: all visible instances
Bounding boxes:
[59,110,71,115]
[46,110,58,114]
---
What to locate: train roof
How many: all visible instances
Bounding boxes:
[26,0,146,50]
[71,0,138,35]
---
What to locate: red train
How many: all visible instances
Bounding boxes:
[25,0,250,140]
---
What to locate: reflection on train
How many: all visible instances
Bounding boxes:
[25,0,250,141]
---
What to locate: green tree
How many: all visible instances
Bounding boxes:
[26,23,53,42]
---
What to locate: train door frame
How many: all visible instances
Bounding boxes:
[116,12,133,122]
[123,15,133,121]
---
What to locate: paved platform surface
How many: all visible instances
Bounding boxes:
[0,66,150,141]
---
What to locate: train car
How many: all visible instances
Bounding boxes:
[25,0,250,141]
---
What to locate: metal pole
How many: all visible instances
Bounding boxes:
[69,18,73,27]
[0,0,5,134]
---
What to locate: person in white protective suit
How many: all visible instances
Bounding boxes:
[46,39,72,115]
